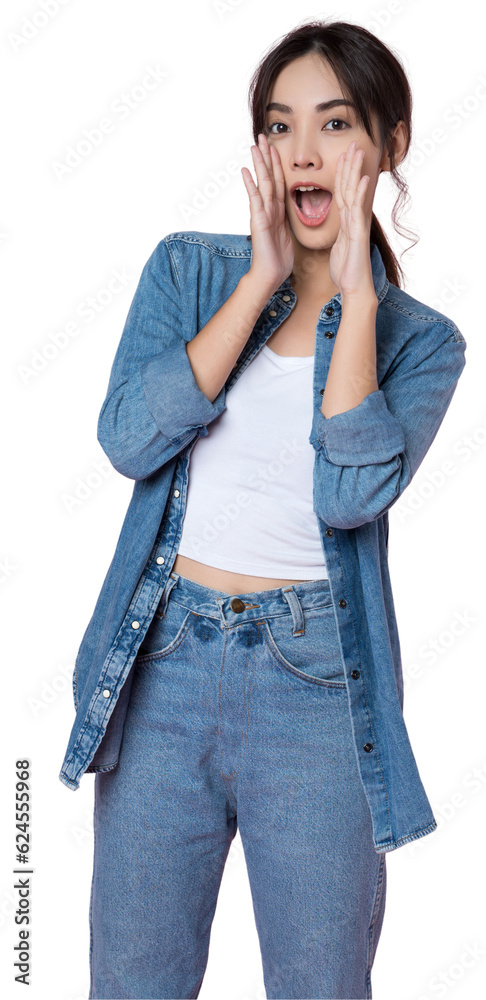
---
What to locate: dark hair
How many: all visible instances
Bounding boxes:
[247,18,417,287]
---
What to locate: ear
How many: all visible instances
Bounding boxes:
[379,120,408,173]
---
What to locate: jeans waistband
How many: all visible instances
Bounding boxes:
[159,570,333,628]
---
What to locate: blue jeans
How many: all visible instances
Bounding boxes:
[89,571,387,999]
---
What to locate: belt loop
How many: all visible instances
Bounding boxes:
[281,587,305,636]
[157,573,179,617]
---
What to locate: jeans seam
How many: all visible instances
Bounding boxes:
[365,853,387,997]
[88,779,98,1000]
[218,623,257,782]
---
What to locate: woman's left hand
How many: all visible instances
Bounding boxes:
[329,139,376,298]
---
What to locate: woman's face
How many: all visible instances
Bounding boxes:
[263,53,396,260]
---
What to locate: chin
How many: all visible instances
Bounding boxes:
[290,220,336,250]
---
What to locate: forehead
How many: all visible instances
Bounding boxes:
[268,53,345,103]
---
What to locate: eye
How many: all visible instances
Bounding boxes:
[265,118,350,136]
[266,121,289,135]
[323,118,349,131]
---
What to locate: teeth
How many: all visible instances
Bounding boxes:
[295,185,322,191]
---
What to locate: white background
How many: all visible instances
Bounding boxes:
[1,1,485,998]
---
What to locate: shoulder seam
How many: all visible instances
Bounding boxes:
[163,231,252,260]
[383,294,465,342]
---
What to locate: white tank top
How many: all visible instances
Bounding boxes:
[177,343,328,579]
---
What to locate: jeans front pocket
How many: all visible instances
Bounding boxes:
[137,598,193,660]
[262,604,346,687]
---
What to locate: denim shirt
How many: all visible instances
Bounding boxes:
[58,231,467,854]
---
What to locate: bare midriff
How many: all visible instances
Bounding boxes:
[171,553,312,595]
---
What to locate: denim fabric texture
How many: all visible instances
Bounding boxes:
[89,571,387,1000]
[59,231,467,854]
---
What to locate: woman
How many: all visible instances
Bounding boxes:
[59,19,467,1000]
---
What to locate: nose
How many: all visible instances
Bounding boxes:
[291,143,323,170]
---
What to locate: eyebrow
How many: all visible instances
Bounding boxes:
[265,99,356,114]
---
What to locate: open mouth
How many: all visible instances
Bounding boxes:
[291,186,333,226]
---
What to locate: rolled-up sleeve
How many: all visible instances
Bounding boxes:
[97,237,226,480]
[309,324,467,529]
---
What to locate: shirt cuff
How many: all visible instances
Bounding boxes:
[140,337,226,443]
[309,389,406,466]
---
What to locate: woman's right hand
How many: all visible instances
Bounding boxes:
[241,132,294,293]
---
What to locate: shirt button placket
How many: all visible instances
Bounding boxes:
[323,304,335,339]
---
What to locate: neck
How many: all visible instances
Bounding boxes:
[289,238,339,301]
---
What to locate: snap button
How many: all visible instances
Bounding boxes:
[268,309,277,317]
[102,689,111,698]
[338,599,347,608]
[282,294,291,302]
[325,528,334,537]
[131,620,140,629]
[351,670,360,679]
[325,306,334,316]
[320,387,325,395]
[363,743,373,753]
[230,598,246,613]
[325,330,335,339]
[173,489,180,498]
[156,556,165,564]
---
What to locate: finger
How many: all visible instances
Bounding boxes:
[347,148,365,193]
[345,147,365,207]
[255,135,277,204]
[356,174,372,218]
[241,165,264,206]
[269,144,286,206]
[256,132,273,175]
[339,140,355,199]
[341,141,358,208]
[333,151,345,214]
[250,141,275,212]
